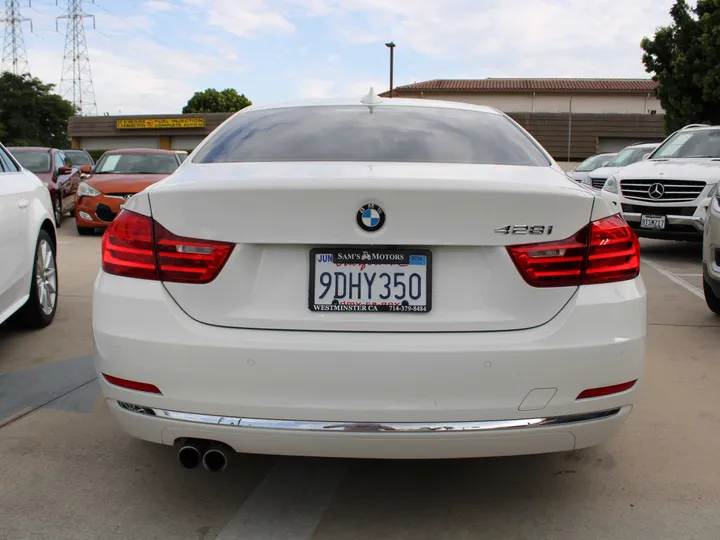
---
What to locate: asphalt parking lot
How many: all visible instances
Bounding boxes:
[1,225,719,540]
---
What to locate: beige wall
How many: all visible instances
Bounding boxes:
[424,93,663,115]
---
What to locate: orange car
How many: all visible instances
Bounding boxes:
[74,148,182,235]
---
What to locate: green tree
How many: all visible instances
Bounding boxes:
[0,72,75,148]
[641,0,720,133]
[182,88,252,113]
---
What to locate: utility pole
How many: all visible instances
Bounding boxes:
[1,0,31,75]
[385,41,395,98]
[57,0,97,116]
[567,96,573,163]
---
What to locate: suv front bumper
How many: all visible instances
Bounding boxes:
[624,212,705,240]
[599,190,711,240]
[704,197,720,293]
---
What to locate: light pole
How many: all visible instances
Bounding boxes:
[385,41,395,97]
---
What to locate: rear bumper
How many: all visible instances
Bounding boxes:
[93,273,647,458]
[108,400,631,459]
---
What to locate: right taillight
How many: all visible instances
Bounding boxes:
[102,209,234,283]
[507,213,640,287]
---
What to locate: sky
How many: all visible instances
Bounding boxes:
[14,0,679,115]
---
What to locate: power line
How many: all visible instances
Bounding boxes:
[93,1,175,49]
[57,0,97,115]
[2,0,32,75]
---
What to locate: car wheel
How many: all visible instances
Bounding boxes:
[53,196,63,228]
[13,230,58,328]
[704,278,720,316]
[76,224,95,236]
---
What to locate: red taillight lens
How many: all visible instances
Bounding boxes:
[505,228,588,287]
[101,210,157,279]
[507,214,640,287]
[102,210,234,284]
[153,221,234,284]
[583,213,641,284]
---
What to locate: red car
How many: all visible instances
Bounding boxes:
[8,147,87,226]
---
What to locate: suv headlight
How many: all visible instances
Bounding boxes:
[581,176,593,186]
[78,181,101,197]
[603,176,619,194]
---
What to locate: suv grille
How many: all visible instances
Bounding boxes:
[620,179,706,202]
[621,204,697,216]
[591,177,608,189]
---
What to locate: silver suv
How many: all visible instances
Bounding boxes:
[600,125,720,241]
[704,185,720,314]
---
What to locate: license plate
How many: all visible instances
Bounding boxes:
[640,215,666,229]
[309,248,432,313]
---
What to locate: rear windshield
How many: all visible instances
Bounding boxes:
[12,150,51,173]
[95,153,179,174]
[194,106,550,166]
[65,151,93,166]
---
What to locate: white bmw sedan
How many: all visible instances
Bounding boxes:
[93,96,646,467]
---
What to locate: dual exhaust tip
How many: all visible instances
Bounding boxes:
[177,440,231,472]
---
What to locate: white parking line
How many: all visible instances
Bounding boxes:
[644,259,704,300]
[673,273,703,277]
[215,459,346,540]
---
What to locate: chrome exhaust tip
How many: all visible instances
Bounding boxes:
[202,445,228,473]
[177,444,202,469]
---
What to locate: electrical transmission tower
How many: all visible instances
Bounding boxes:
[2,0,32,75]
[57,0,97,115]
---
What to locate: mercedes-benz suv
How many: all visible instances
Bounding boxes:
[600,125,720,241]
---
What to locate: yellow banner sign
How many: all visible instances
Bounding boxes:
[116,118,206,129]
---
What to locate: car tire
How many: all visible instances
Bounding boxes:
[76,224,95,236]
[13,230,58,329]
[704,278,720,316]
[53,195,62,228]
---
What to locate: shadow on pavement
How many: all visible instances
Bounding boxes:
[640,238,702,264]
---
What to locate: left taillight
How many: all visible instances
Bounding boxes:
[102,209,234,284]
[507,213,640,287]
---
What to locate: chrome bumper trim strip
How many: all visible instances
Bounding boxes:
[116,402,621,433]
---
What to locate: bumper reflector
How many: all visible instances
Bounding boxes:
[576,380,636,400]
[102,373,162,394]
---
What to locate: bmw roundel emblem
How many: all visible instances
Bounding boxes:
[357,203,386,232]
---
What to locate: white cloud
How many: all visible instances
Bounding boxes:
[206,0,295,38]
[299,77,336,98]
[143,1,173,12]
[27,31,241,115]
[302,0,672,77]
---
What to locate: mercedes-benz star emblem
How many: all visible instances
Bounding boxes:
[357,203,385,232]
[648,183,665,199]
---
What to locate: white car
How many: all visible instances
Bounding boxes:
[0,143,58,328]
[566,152,616,183]
[93,95,646,467]
[600,125,720,241]
[582,142,659,190]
